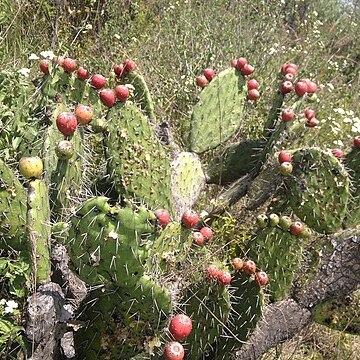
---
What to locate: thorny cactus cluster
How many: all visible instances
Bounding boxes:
[0,54,359,360]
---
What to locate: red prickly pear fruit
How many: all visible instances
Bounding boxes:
[113,63,125,76]
[164,341,185,360]
[75,104,93,125]
[285,66,298,76]
[243,260,256,276]
[255,271,269,286]
[247,79,259,90]
[39,59,50,75]
[235,57,247,70]
[206,264,220,280]
[154,209,171,228]
[305,108,316,120]
[100,89,116,108]
[247,89,260,101]
[281,63,298,75]
[332,148,344,159]
[192,232,205,246]
[281,81,293,94]
[77,66,91,80]
[230,59,238,68]
[182,210,199,229]
[280,162,293,176]
[290,221,304,236]
[281,109,295,122]
[284,73,294,82]
[90,74,107,89]
[169,314,192,341]
[123,59,136,73]
[196,75,208,88]
[232,258,244,271]
[218,270,232,285]
[306,117,319,128]
[295,81,308,96]
[62,58,77,73]
[19,156,43,179]
[307,81,317,94]
[53,55,65,66]
[114,85,130,102]
[241,64,254,76]
[354,136,360,149]
[56,112,78,136]
[200,227,213,241]
[278,151,292,164]
[203,68,215,81]
[280,63,290,75]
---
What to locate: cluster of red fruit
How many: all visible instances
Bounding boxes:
[39,56,133,115]
[196,68,216,88]
[39,56,137,136]
[280,63,317,97]
[230,57,259,101]
[279,63,319,128]
[281,107,319,128]
[154,209,214,246]
[232,258,269,286]
[164,314,193,360]
[331,134,360,158]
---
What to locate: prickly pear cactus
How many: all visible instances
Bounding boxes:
[190,68,247,153]
[0,54,359,360]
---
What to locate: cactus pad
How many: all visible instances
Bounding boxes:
[190,68,246,153]
[206,139,262,184]
[313,290,360,335]
[27,179,51,283]
[211,272,264,359]
[247,224,302,301]
[171,152,206,219]
[106,102,174,212]
[0,159,27,250]
[121,72,156,121]
[182,281,231,359]
[283,148,350,234]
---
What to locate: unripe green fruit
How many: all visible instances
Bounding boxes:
[280,162,293,176]
[91,117,107,133]
[256,214,268,228]
[269,213,279,227]
[55,140,74,160]
[19,156,43,179]
[279,216,292,231]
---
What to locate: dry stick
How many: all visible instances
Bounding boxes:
[51,0,64,49]
[232,231,360,360]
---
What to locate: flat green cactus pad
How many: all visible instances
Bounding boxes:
[190,68,246,153]
[314,290,360,335]
[27,179,51,283]
[0,159,27,250]
[106,102,174,212]
[206,139,262,184]
[283,148,350,234]
[66,197,156,287]
[121,72,156,121]
[247,225,302,301]
[211,273,263,359]
[182,282,231,359]
[171,152,206,219]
